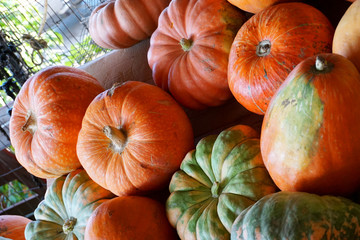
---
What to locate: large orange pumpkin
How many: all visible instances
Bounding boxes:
[84,195,177,240]
[89,0,171,49]
[333,0,360,72]
[76,81,194,196]
[147,0,247,109]
[9,66,104,178]
[261,53,360,196]
[228,2,334,115]
[0,215,31,240]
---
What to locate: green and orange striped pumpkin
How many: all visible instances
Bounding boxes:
[231,191,360,240]
[166,125,277,240]
[25,169,114,240]
[261,53,360,196]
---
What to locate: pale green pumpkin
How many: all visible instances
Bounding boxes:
[231,191,360,240]
[25,170,114,240]
[166,125,277,240]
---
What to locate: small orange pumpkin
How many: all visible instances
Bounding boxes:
[85,196,177,240]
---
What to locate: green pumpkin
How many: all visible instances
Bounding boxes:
[166,125,277,240]
[25,169,114,240]
[231,191,360,240]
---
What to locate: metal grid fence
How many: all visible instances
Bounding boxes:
[0,0,110,219]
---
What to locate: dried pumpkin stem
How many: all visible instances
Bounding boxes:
[211,181,221,198]
[103,125,127,153]
[180,38,193,51]
[63,216,77,235]
[256,40,271,57]
[315,55,327,71]
[21,110,37,134]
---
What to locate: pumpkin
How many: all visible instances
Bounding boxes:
[88,0,171,49]
[166,125,277,240]
[84,195,177,240]
[261,53,360,196]
[228,2,334,115]
[25,169,114,240]
[9,66,104,179]
[147,0,247,109]
[0,215,31,240]
[227,0,297,13]
[333,0,360,72]
[231,191,360,240]
[76,81,194,196]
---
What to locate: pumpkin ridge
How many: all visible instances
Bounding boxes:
[25,143,60,177]
[116,0,147,40]
[214,137,260,182]
[185,50,229,105]
[271,22,331,45]
[168,53,207,107]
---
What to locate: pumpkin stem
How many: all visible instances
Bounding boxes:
[21,111,37,134]
[256,40,271,57]
[103,125,127,153]
[211,181,221,198]
[180,38,193,51]
[63,216,77,234]
[315,55,327,71]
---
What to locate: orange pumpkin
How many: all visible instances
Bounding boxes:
[147,0,247,109]
[227,0,297,13]
[228,2,334,115]
[84,195,177,240]
[333,0,360,72]
[9,66,104,178]
[76,81,194,196]
[0,215,31,240]
[89,0,171,49]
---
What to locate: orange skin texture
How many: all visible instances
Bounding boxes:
[261,53,360,196]
[9,66,104,179]
[148,0,247,109]
[85,196,177,240]
[89,0,171,49]
[228,2,334,115]
[333,0,360,72]
[227,0,297,13]
[76,81,194,196]
[0,215,31,240]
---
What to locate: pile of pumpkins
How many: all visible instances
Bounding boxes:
[2,0,360,239]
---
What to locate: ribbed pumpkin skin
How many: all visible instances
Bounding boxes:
[76,81,194,196]
[25,170,114,240]
[0,215,30,240]
[89,0,171,49]
[85,196,177,240]
[9,66,104,179]
[261,53,360,196]
[228,2,334,115]
[148,0,247,109]
[166,125,277,240]
[231,191,360,240]
[333,0,360,72]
